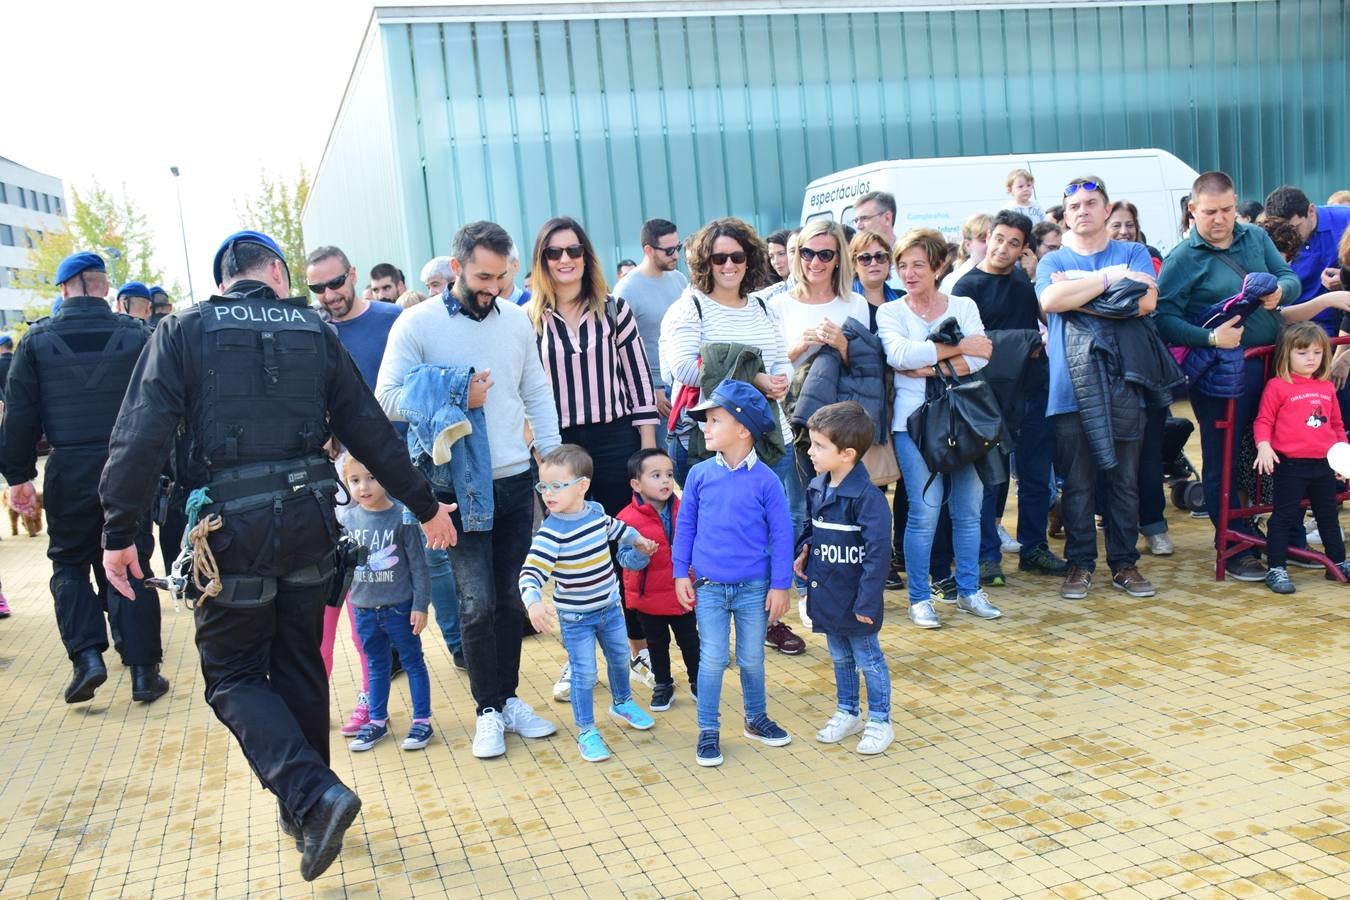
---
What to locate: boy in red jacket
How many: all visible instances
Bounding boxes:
[616,449,700,711]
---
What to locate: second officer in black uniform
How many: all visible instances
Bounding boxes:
[0,251,167,705]
[98,230,456,883]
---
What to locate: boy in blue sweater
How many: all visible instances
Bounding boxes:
[794,402,894,755]
[673,379,795,767]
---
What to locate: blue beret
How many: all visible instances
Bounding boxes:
[148,284,168,298]
[212,230,286,286]
[118,281,152,300]
[55,252,107,286]
[688,378,777,439]
[0,334,12,348]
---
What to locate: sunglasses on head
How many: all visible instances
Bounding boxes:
[650,244,681,257]
[307,267,349,295]
[855,252,889,266]
[798,247,838,263]
[543,244,584,262]
[1063,180,1101,198]
[708,251,747,266]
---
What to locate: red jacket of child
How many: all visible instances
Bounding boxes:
[1253,373,1347,458]
[616,494,683,616]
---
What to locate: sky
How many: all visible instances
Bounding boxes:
[3,0,384,300]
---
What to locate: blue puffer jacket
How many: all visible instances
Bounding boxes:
[1177,272,1277,399]
[399,364,494,531]
[789,321,890,446]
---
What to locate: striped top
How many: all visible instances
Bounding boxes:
[657,287,793,444]
[519,500,640,612]
[534,296,659,430]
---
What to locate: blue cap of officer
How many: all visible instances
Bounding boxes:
[149,284,168,297]
[117,281,152,300]
[687,378,776,439]
[211,230,286,286]
[0,334,13,348]
[54,251,107,286]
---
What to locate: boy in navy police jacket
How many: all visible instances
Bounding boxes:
[793,402,895,755]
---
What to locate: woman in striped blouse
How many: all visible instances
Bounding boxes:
[527,216,661,685]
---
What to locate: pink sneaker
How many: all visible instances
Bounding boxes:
[341,692,370,736]
[0,594,10,618]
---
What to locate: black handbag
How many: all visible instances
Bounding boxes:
[906,358,1005,488]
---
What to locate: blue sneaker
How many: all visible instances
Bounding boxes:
[348,721,389,752]
[577,728,610,762]
[743,713,791,747]
[609,698,655,731]
[695,730,723,767]
[402,722,434,750]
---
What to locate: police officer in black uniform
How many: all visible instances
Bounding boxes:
[0,251,167,704]
[99,230,456,883]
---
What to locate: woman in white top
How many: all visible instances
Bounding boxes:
[876,229,999,630]
[770,218,871,372]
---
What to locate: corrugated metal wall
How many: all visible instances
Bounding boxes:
[306,1,1349,281]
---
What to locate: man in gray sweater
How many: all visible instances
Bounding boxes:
[376,221,563,760]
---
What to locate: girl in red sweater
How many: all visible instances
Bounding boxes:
[1253,322,1350,593]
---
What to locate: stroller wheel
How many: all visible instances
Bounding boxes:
[1184,480,1206,513]
[1170,481,1189,510]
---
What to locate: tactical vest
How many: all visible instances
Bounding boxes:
[197,297,328,473]
[31,308,147,449]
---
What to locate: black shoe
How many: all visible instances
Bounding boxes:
[651,682,675,711]
[452,650,467,671]
[279,802,303,852]
[389,648,404,679]
[884,565,905,591]
[131,665,170,703]
[300,784,362,882]
[65,649,107,704]
[1018,546,1069,576]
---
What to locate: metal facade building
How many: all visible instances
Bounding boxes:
[305,0,1349,282]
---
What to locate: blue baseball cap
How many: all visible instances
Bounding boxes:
[54,252,107,286]
[688,378,776,439]
[117,281,152,300]
[211,230,286,286]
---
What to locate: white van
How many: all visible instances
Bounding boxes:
[800,148,1200,256]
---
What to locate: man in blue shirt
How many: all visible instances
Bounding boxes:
[1264,185,1350,334]
[1036,176,1159,603]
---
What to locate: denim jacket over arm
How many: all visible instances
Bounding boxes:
[399,364,495,531]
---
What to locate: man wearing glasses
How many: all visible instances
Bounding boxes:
[1035,176,1165,602]
[614,218,687,442]
[853,191,902,291]
[305,246,403,390]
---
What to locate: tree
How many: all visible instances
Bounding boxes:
[237,168,310,297]
[12,182,166,336]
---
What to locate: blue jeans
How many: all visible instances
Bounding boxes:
[894,431,982,602]
[979,389,1056,563]
[557,600,632,730]
[769,445,807,538]
[667,432,691,487]
[424,547,461,654]
[354,601,431,722]
[825,632,891,722]
[694,579,770,732]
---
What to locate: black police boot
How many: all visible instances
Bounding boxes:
[278,801,303,852]
[65,649,107,703]
[130,665,170,703]
[300,784,362,882]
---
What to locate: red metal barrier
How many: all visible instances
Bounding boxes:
[1214,338,1350,581]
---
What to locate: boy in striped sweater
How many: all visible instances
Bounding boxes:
[520,445,659,762]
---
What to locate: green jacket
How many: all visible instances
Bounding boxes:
[1155,223,1302,349]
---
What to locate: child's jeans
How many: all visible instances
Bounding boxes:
[354,601,430,722]
[825,632,891,722]
[694,579,769,732]
[558,599,633,729]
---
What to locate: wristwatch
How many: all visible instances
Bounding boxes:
[1208,330,1217,347]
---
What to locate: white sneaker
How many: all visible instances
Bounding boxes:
[472,709,507,758]
[552,663,571,702]
[630,650,656,689]
[502,697,557,738]
[816,711,864,744]
[857,720,894,755]
[997,524,1021,554]
[798,596,813,631]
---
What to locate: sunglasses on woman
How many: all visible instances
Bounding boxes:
[708,251,747,266]
[854,252,889,266]
[543,244,585,262]
[798,247,837,263]
[307,267,349,295]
